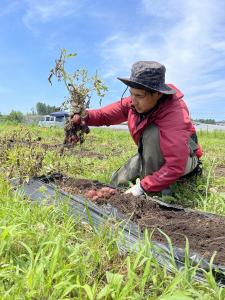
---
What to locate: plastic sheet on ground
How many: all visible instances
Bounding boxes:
[13,177,225,287]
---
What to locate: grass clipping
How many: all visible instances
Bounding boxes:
[48,49,107,145]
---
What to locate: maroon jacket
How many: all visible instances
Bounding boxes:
[86,84,202,192]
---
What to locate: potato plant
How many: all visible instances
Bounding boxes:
[48,49,107,145]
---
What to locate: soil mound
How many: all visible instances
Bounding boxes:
[57,177,225,265]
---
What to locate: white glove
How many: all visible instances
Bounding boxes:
[125,182,144,196]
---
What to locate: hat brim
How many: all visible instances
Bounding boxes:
[117,77,176,95]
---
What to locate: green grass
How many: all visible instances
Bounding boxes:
[0,124,225,298]
[1,177,225,299]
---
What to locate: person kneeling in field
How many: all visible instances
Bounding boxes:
[72,61,203,197]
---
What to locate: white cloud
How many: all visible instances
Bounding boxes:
[140,0,186,18]
[101,33,162,76]
[22,0,82,27]
[99,0,225,119]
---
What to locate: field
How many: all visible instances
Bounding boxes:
[0,123,225,299]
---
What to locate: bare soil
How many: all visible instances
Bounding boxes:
[29,141,107,159]
[56,177,225,265]
[215,166,225,178]
[214,166,225,192]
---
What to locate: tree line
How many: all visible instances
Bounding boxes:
[35,102,60,115]
[0,105,219,125]
[0,102,60,123]
[193,119,216,124]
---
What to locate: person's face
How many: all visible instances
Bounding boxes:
[129,88,162,113]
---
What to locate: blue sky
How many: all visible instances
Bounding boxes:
[1,0,225,120]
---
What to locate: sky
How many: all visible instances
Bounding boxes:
[1,0,225,120]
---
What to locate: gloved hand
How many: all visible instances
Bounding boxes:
[125,182,144,196]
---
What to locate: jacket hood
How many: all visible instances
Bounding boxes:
[167,84,184,99]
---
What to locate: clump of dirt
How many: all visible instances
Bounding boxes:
[56,177,225,265]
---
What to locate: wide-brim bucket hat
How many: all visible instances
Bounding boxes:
[118,61,176,95]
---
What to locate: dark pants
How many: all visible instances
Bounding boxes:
[110,124,198,188]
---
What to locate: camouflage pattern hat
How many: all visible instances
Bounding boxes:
[118,61,176,94]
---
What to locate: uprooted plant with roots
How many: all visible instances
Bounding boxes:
[48,49,107,146]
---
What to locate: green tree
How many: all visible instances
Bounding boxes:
[0,112,4,123]
[194,118,216,124]
[36,102,59,115]
[6,110,24,123]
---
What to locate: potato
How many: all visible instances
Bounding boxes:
[72,114,81,125]
[85,187,117,201]
[109,189,116,195]
[81,124,90,134]
[103,192,110,199]
[68,135,79,144]
[85,190,97,199]
[96,191,103,198]
[101,187,111,192]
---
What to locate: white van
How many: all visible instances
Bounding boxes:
[38,111,69,128]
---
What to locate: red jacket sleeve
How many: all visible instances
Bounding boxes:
[86,99,130,126]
